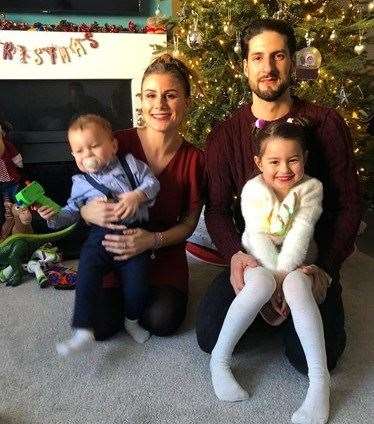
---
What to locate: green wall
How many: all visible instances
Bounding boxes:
[3,1,171,27]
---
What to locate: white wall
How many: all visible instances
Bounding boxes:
[0,31,167,124]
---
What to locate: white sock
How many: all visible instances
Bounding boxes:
[56,328,95,357]
[124,318,150,344]
[210,267,276,402]
[283,270,330,424]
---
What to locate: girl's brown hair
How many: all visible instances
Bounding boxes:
[254,118,313,157]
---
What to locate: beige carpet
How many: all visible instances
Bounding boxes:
[0,251,373,424]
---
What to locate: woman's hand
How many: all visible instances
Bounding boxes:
[102,228,154,260]
[299,264,330,304]
[80,197,127,230]
[230,251,258,295]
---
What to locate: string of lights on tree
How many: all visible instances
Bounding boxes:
[156,0,374,207]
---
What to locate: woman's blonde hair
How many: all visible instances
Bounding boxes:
[141,53,192,97]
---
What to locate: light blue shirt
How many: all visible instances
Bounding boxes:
[47,154,160,228]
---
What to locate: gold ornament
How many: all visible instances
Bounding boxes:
[187,30,203,49]
[337,86,350,105]
[187,18,203,50]
[368,1,374,13]
[295,46,322,80]
[172,34,180,58]
[223,21,235,37]
[223,10,235,37]
[354,43,366,55]
[354,35,366,55]
[329,30,337,41]
[233,32,241,54]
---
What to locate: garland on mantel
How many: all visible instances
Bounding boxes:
[0,18,166,34]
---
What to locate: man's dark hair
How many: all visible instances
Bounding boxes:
[240,18,297,60]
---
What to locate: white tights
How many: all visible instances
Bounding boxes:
[210,267,330,423]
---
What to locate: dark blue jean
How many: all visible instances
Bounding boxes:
[72,226,150,328]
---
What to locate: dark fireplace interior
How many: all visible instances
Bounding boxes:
[0,79,132,258]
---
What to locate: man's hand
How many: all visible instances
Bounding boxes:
[300,264,331,304]
[230,251,258,295]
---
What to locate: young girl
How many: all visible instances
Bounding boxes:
[38,114,160,356]
[210,119,330,424]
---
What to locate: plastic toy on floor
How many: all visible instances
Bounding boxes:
[23,243,62,288]
[0,223,76,287]
[46,263,77,290]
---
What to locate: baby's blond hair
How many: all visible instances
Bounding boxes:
[68,114,113,139]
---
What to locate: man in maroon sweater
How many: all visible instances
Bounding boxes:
[196,19,362,374]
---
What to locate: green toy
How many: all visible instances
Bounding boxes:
[0,224,76,287]
[15,181,61,212]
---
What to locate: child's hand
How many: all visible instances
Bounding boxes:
[37,205,57,220]
[115,190,146,220]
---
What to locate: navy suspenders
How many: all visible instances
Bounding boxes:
[83,156,138,200]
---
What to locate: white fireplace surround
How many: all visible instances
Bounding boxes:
[0,30,167,125]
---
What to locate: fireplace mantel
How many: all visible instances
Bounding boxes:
[0,30,167,124]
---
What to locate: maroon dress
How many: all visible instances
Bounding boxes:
[115,128,205,294]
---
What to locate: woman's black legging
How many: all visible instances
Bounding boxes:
[93,284,188,340]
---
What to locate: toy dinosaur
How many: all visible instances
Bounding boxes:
[0,224,76,287]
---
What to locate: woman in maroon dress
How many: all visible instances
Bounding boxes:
[80,54,204,336]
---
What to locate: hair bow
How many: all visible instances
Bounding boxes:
[255,118,267,129]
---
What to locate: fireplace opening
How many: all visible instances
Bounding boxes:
[0,79,133,258]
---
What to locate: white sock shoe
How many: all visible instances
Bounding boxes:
[292,375,330,424]
[210,354,249,402]
[210,267,276,402]
[56,328,95,357]
[124,318,150,344]
[283,271,331,424]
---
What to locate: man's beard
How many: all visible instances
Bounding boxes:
[250,75,291,102]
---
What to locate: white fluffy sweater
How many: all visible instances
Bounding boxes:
[241,175,323,274]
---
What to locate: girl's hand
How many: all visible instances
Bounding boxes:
[80,197,127,230]
[37,205,57,220]
[102,228,154,260]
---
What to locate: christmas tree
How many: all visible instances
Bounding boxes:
[159,0,374,207]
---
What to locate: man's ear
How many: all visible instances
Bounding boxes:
[290,55,296,80]
[254,155,263,171]
[243,59,249,79]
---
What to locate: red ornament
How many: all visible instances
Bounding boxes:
[128,20,138,32]
[0,18,146,33]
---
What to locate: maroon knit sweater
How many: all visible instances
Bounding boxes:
[205,97,362,279]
